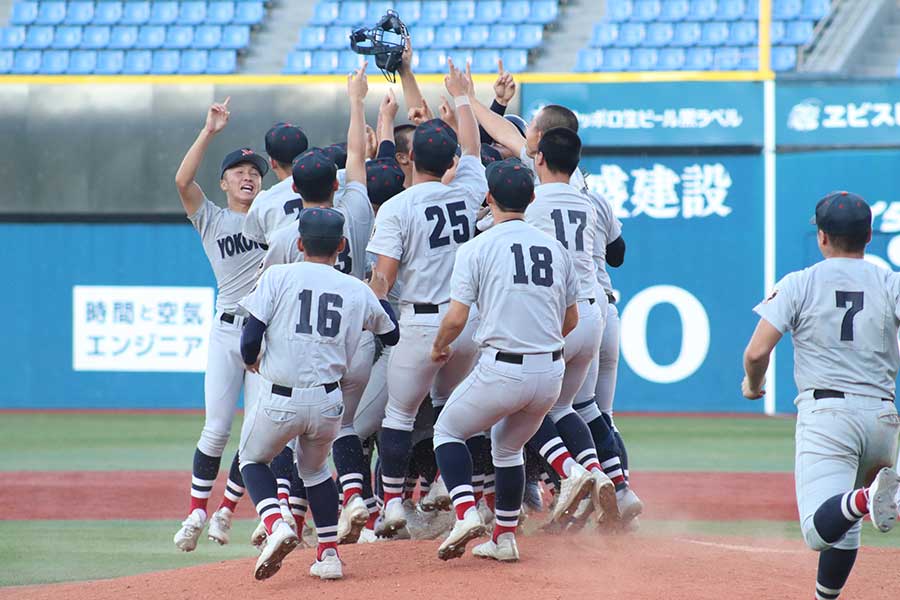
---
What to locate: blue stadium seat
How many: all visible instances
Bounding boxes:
[338,49,364,71]
[310,50,339,73]
[234,2,265,26]
[1,27,26,49]
[150,49,180,74]
[366,1,392,22]
[448,0,476,25]
[615,23,645,47]
[774,0,802,20]
[179,2,207,26]
[416,49,446,72]
[714,46,741,69]
[630,1,661,22]
[483,24,516,48]
[310,2,339,26]
[13,49,41,73]
[447,48,474,68]
[500,0,530,24]
[801,0,831,20]
[180,49,208,74]
[699,22,729,46]
[514,24,543,49]
[770,20,786,45]
[472,48,500,73]
[82,26,111,49]
[715,0,745,21]
[220,25,250,49]
[420,1,449,26]
[36,2,67,26]
[68,49,97,73]
[460,24,488,48]
[601,48,630,71]
[728,21,757,46]
[208,2,236,25]
[592,23,618,47]
[659,0,689,21]
[121,2,150,26]
[53,26,83,50]
[528,0,558,24]
[40,49,69,73]
[322,26,350,50]
[501,48,527,72]
[284,50,312,73]
[433,26,462,49]
[644,22,673,47]
[94,2,124,26]
[0,50,12,73]
[575,48,602,72]
[684,46,713,70]
[95,49,125,74]
[10,2,39,26]
[473,0,502,24]
[165,26,194,50]
[109,26,138,49]
[772,45,797,71]
[123,49,152,73]
[149,2,178,26]
[606,1,633,22]
[744,0,759,18]
[672,21,701,45]
[297,27,326,49]
[632,47,657,70]
[137,25,165,49]
[410,26,436,48]
[194,25,222,49]
[65,2,94,26]
[740,46,759,70]
[335,1,367,26]
[784,20,814,45]
[24,26,54,50]
[688,0,717,21]
[395,1,422,26]
[658,47,686,69]
[208,49,237,73]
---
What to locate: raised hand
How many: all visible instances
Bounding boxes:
[439,95,458,131]
[204,97,231,134]
[444,58,470,98]
[493,60,516,106]
[400,33,413,73]
[380,88,399,122]
[408,97,433,125]
[365,124,378,160]
[347,62,369,101]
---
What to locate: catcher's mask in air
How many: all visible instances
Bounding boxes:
[350,10,408,83]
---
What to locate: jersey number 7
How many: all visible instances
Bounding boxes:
[835,290,864,341]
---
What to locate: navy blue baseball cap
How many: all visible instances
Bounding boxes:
[486,158,534,210]
[298,207,345,241]
[480,143,502,167]
[220,147,268,178]
[292,148,338,190]
[265,122,308,165]
[366,158,405,206]
[412,119,458,173]
[811,191,872,236]
[322,143,348,170]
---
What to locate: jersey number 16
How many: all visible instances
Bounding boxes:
[296,289,343,338]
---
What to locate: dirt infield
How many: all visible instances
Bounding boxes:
[1,470,798,521]
[3,534,897,600]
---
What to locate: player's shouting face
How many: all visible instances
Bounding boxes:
[220,163,262,208]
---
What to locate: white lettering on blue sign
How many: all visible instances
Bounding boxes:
[788,98,900,132]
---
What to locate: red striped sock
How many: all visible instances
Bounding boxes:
[454,500,476,521]
[219,497,238,512]
[343,486,362,506]
[549,452,574,479]
[263,514,282,535]
[383,491,403,505]
[189,497,209,515]
[492,524,516,543]
[316,542,338,561]
[485,492,495,511]
[365,510,379,529]
[473,490,484,504]
[853,489,870,515]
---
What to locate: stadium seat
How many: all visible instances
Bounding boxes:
[501,48,527,72]
[575,48,602,72]
[40,49,68,74]
[459,24,487,47]
[366,1,392,22]
[165,26,194,50]
[740,46,759,70]
[335,1,367,26]
[137,25,165,49]
[500,0,531,24]
[688,0,717,21]
[310,2,339,26]
[149,2,179,26]
[65,2,95,26]
[123,49,152,73]
[109,26,139,49]
[632,48,657,70]
[234,2,264,26]
[420,1,449,26]
[409,26,436,48]
[220,25,250,49]
[179,49,208,74]
[0,50,12,73]
[615,23,645,47]
[601,48,630,71]
[784,20,814,45]
[10,2,39,26]
[208,2,236,25]
[284,50,312,73]
[528,0,559,24]
[473,0,502,24]
[672,21,701,46]
[801,0,831,20]
[53,26,83,50]
[82,26,112,49]
[194,26,222,49]
[1,27,26,50]
[433,26,462,49]
[483,24,516,48]
[684,46,713,70]
[208,49,237,73]
[728,21,757,46]
[150,49,180,74]
[659,0,689,21]
[774,0,803,20]
[606,0,633,22]
[714,46,741,69]
[95,49,125,74]
[744,0,759,18]
[13,49,41,73]
[447,48,474,68]
[631,1,661,22]
[772,45,797,71]
[658,47,686,69]
[472,48,500,73]
[514,24,543,49]
[179,2,207,26]
[310,50,339,73]
[121,2,151,26]
[644,22,674,47]
[297,27,326,50]
[68,49,97,73]
[94,2,124,26]
[448,1,476,25]
[770,20,786,45]
[715,0,745,21]
[24,26,54,50]
[699,22,729,46]
[338,49,364,71]
[322,27,350,50]
[592,23,618,47]
[36,2,67,26]
[416,49,446,73]
[395,1,422,26]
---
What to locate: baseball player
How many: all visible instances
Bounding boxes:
[367,59,487,537]
[238,207,400,581]
[431,157,579,562]
[172,98,268,551]
[742,192,900,600]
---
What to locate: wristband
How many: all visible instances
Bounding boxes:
[454,96,470,108]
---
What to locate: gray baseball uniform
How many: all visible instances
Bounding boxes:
[242,177,301,245]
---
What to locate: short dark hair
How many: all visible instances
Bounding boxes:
[825,229,870,253]
[295,177,334,204]
[273,159,292,172]
[394,124,416,155]
[534,105,579,133]
[301,235,342,258]
[538,127,581,176]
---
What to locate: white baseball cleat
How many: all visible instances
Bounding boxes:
[589,471,618,524]
[250,519,267,550]
[477,498,495,527]
[281,506,298,534]
[309,548,343,580]
[868,467,900,533]
[409,505,454,540]
[207,507,233,545]
[615,486,644,526]
[174,509,207,552]
[550,463,594,523]
[357,527,380,543]
[421,478,451,512]
[337,494,370,545]
[567,497,595,531]
[472,532,519,562]
[437,507,486,561]
[376,499,408,539]
[254,521,299,581]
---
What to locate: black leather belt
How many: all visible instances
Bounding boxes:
[607,293,616,305]
[221,312,240,324]
[813,389,893,403]
[413,304,439,314]
[272,382,339,397]
[496,350,563,364]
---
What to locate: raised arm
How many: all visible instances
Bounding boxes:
[398,34,426,119]
[445,59,479,157]
[175,97,230,216]
[469,79,526,158]
[481,59,516,144]
[345,64,369,186]
[377,89,399,155]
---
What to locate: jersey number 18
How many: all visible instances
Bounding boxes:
[511,244,553,287]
